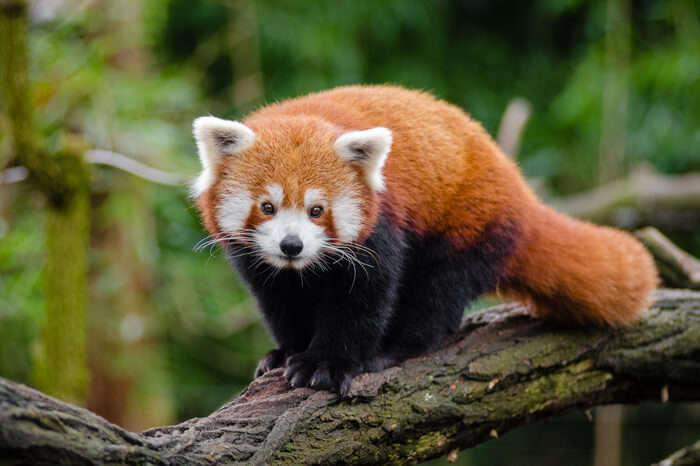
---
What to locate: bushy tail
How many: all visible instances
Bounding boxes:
[505,204,659,326]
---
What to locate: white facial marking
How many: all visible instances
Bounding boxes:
[191,116,256,197]
[192,168,216,199]
[255,207,327,270]
[215,187,253,234]
[304,188,325,207]
[265,183,284,206]
[334,127,392,192]
[332,190,363,242]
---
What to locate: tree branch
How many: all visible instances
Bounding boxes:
[653,440,700,466]
[85,149,191,186]
[496,97,531,158]
[0,165,28,183]
[0,150,191,186]
[635,227,700,290]
[1,289,699,465]
[554,165,700,230]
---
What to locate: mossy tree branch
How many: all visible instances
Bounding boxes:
[1,289,699,465]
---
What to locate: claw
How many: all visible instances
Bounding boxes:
[254,348,288,378]
[282,352,358,395]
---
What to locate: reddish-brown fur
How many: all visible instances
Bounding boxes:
[200,85,658,326]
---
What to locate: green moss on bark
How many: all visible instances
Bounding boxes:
[33,181,90,404]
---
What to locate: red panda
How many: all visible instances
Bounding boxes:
[192,85,659,395]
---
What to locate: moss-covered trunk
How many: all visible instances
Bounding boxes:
[0,0,33,170]
[1,0,90,405]
[33,191,90,405]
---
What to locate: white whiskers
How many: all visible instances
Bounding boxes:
[314,240,378,293]
[194,229,379,294]
[193,228,258,257]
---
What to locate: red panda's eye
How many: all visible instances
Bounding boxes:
[261,202,275,215]
[309,206,324,218]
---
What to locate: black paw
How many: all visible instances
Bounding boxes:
[283,352,357,397]
[254,348,288,378]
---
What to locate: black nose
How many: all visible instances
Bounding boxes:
[280,235,303,257]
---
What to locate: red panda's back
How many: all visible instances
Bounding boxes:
[246,85,536,243]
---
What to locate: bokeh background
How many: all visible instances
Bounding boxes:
[1,1,699,465]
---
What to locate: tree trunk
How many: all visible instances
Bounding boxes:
[599,0,630,184]
[32,189,90,405]
[0,0,32,170]
[1,289,698,465]
[1,0,90,405]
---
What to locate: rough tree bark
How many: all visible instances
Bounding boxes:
[1,289,698,465]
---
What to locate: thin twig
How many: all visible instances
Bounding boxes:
[85,149,191,186]
[496,98,531,158]
[1,150,193,186]
[0,166,28,184]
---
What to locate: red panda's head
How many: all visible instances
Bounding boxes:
[192,115,392,270]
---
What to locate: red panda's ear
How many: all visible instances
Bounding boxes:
[334,127,393,192]
[191,116,256,197]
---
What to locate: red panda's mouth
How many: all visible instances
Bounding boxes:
[275,254,302,267]
[267,253,316,271]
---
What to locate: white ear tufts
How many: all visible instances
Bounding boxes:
[334,127,392,192]
[191,116,256,197]
[193,116,256,164]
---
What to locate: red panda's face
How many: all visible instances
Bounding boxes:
[192,116,392,270]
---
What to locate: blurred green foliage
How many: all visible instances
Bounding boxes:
[151,0,700,191]
[0,0,698,462]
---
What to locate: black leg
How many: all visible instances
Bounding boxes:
[380,222,520,367]
[283,275,400,395]
[283,217,405,396]
[233,263,316,379]
[381,260,472,365]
